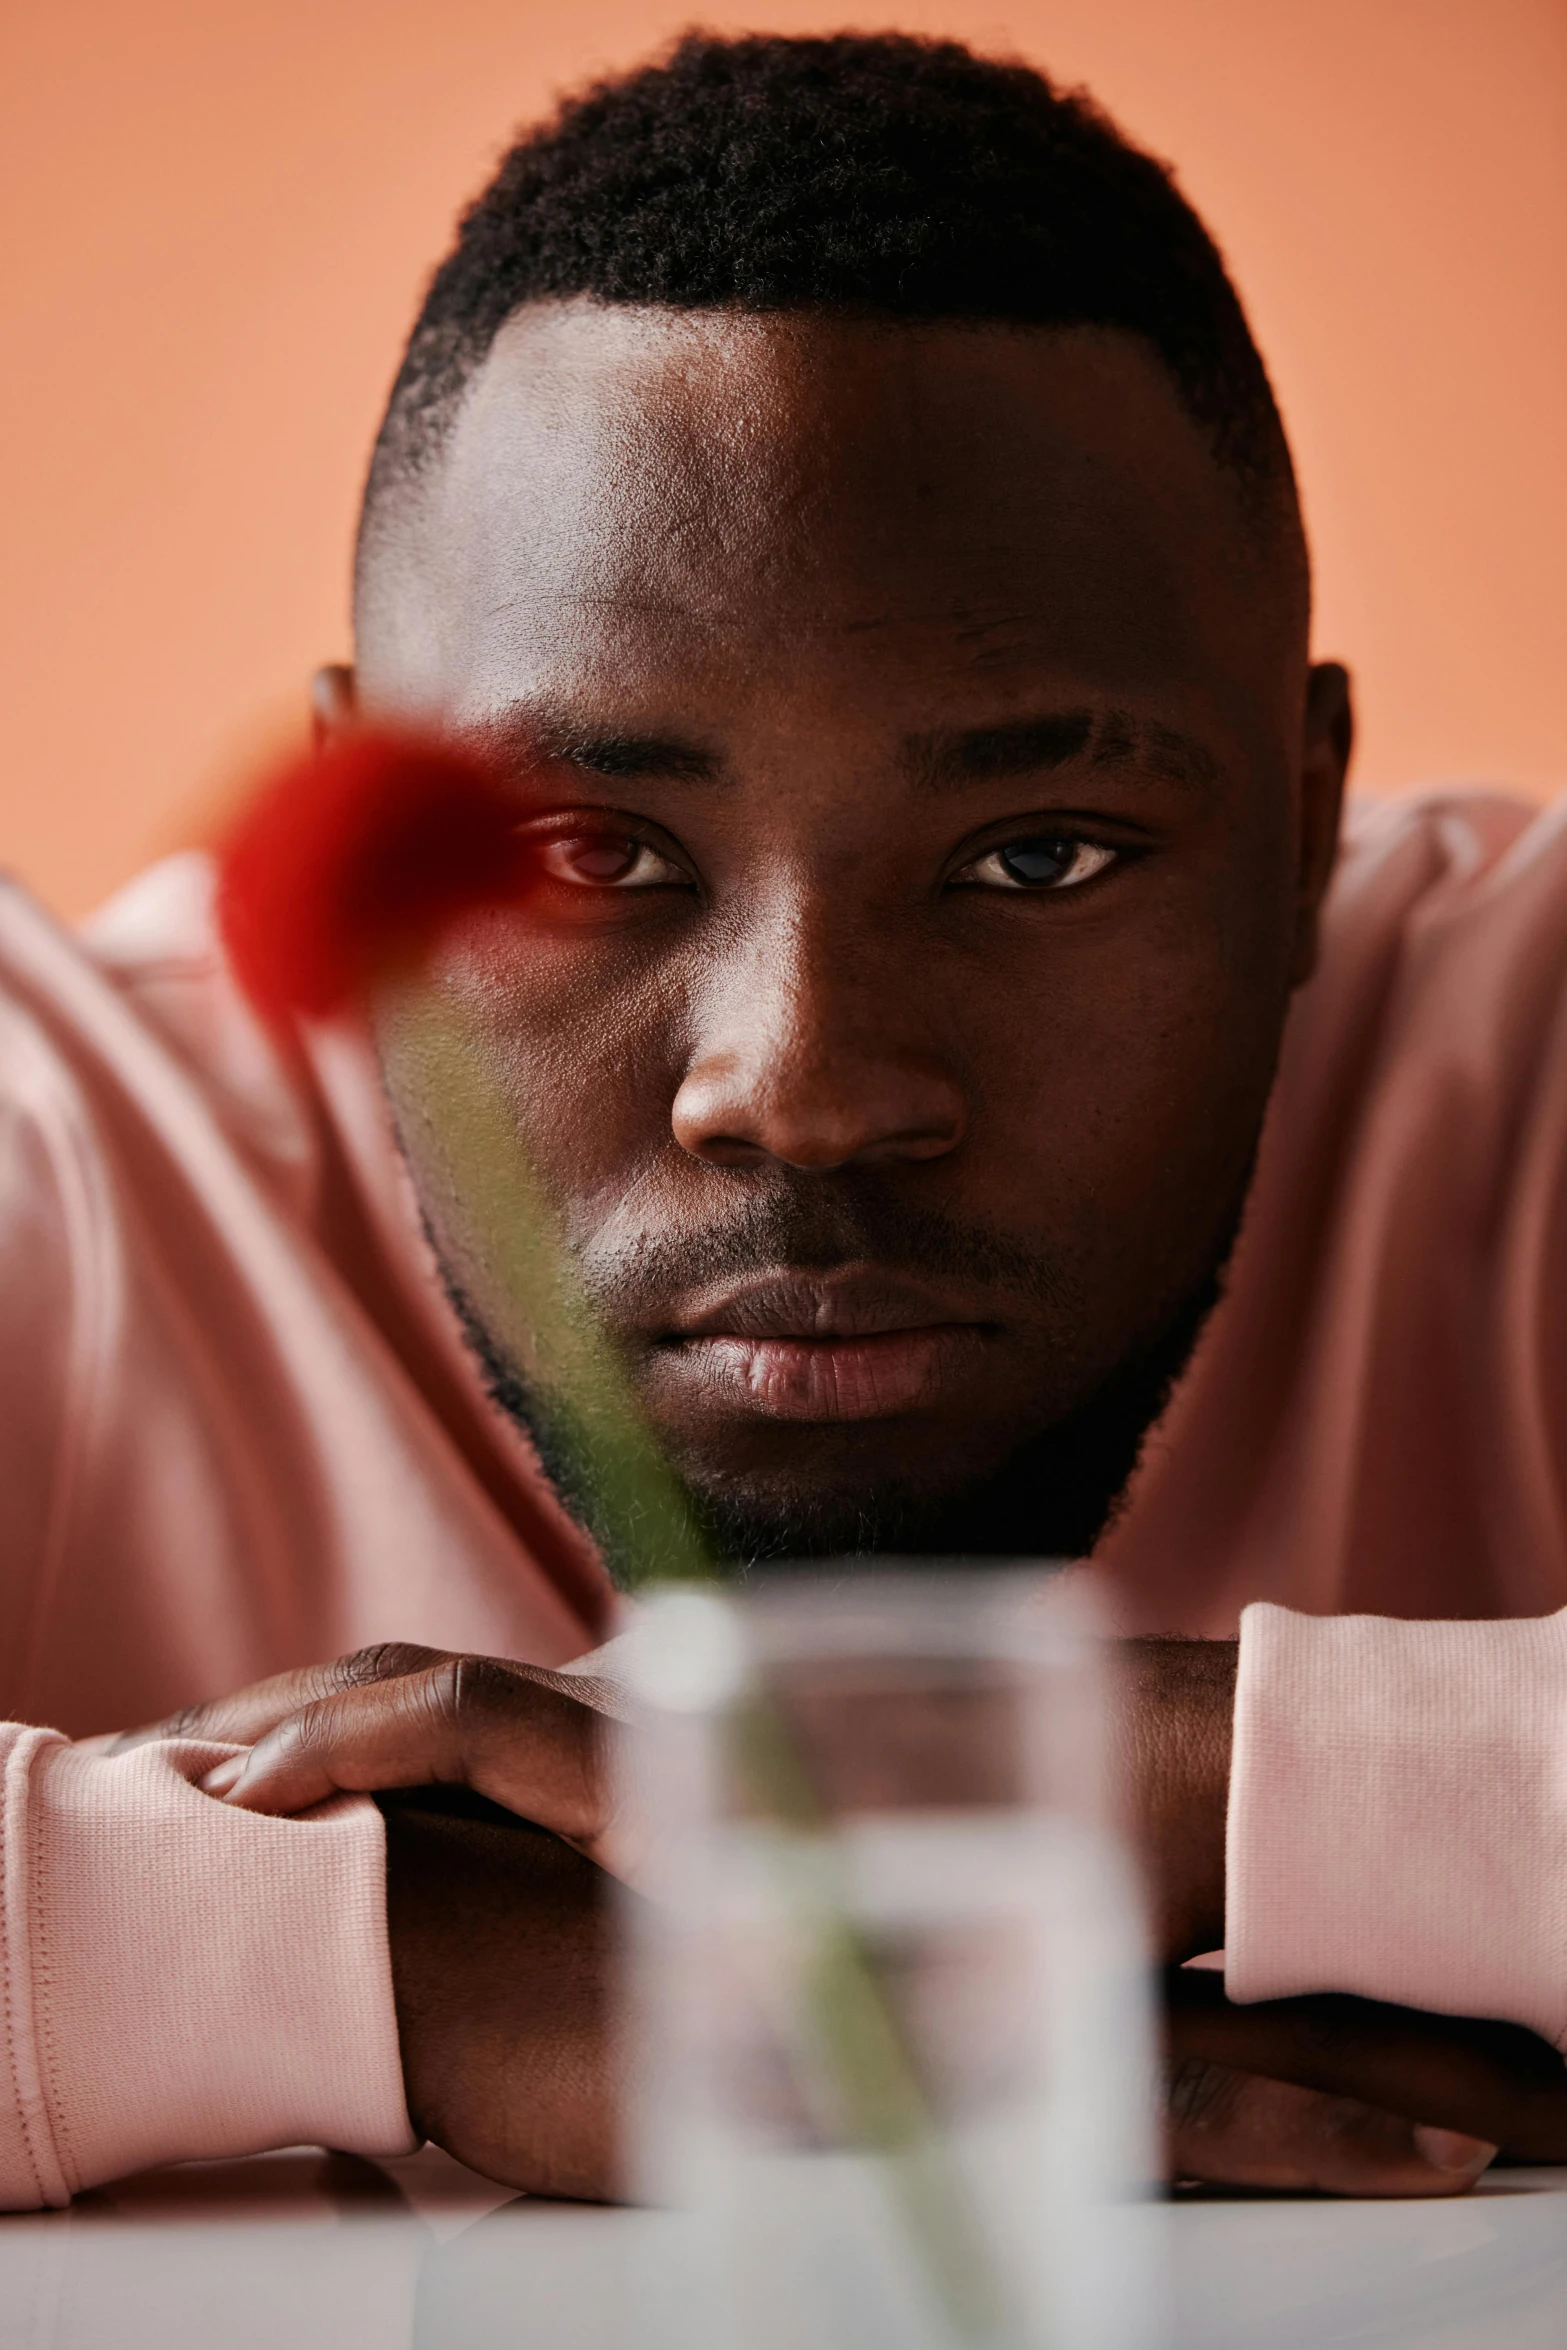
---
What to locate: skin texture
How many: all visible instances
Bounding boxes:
[244,303,1479,2194]
[131,1647,1553,2196]
[379,1792,622,2201]
[1121,1638,1235,1960]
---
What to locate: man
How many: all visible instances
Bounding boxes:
[4,32,1567,2209]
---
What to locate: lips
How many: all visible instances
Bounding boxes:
[656,1272,994,1422]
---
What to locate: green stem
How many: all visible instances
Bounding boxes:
[396,991,1016,2343]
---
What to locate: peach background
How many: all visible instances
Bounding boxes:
[2,0,1564,916]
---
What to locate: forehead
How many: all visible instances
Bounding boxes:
[357,300,1296,735]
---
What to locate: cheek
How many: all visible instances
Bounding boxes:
[968,872,1295,1281]
[420,911,691,1213]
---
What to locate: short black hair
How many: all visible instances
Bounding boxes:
[361,30,1299,562]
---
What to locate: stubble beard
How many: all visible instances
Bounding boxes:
[424,1176,1240,1585]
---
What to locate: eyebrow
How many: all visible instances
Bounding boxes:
[475,701,1219,795]
[903,708,1220,794]
[477,707,721,785]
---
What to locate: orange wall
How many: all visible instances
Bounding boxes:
[3,0,1564,915]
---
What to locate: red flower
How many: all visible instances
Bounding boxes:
[217,730,529,1023]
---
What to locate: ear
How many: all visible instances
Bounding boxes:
[1289,660,1352,986]
[310,663,358,749]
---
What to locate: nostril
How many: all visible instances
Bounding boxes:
[769,1123,955,1172]
[677,1108,964,1171]
[686,1131,772,1167]
[672,1044,966,1169]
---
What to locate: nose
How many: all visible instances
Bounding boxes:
[670,915,967,1170]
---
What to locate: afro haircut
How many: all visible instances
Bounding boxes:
[361,31,1299,555]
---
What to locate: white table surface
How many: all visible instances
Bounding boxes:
[2,2145,1564,2350]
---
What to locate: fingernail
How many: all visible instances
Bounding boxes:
[1413,2126,1498,2176]
[200,1756,247,1798]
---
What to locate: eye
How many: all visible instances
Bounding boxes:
[534,834,687,889]
[953,835,1119,893]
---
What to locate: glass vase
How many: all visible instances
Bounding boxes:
[615,1566,1165,2350]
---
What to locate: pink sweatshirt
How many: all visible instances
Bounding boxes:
[2,791,1566,2203]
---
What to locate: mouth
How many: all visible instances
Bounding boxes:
[654,1271,997,1423]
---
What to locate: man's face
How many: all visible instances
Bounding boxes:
[356,302,1346,1561]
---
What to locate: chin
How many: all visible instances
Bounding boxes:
[678,1460,1106,1572]
[439,1249,1225,1585]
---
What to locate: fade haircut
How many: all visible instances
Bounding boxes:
[358,30,1304,592]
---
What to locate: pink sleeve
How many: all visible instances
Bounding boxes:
[1225,1601,1567,2046]
[0,1726,415,2208]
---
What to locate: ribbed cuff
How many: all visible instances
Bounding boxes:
[0,1727,414,2208]
[1225,1602,1567,2048]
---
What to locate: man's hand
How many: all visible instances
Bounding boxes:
[115,1645,633,2197]
[114,1642,633,1869]
[121,1642,1567,2198]
[1163,1965,1567,2191]
[126,1635,1236,1930]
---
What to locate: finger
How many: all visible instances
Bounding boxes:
[1166,1966,1567,2161]
[108,1643,448,1753]
[202,1656,623,1863]
[1166,2058,1497,2196]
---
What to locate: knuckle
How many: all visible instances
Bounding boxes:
[439,1655,609,1835]
[446,1653,524,1726]
[274,1681,397,1763]
[431,1654,477,1730]
[332,1642,441,1689]
[269,1701,338,1761]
